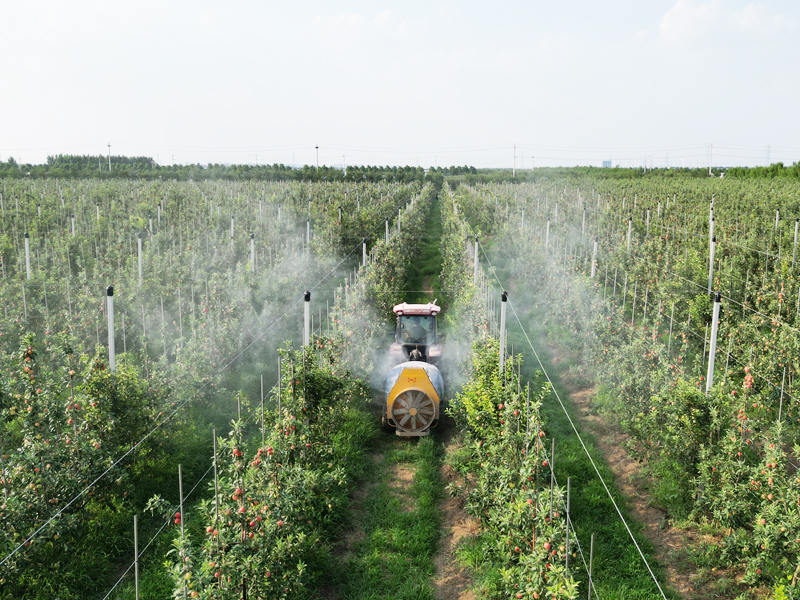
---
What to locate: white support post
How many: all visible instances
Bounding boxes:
[545,218,550,249]
[362,238,367,267]
[581,208,586,235]
[250,233,255,266]
[303,291,311,346]
[134,514,140,600]
[385,218,389,244]
[137,233,143,285]
[306,218,310,244]
[107,286,115,371]
[626,216,632,252]
[178,465,185,541]
[96,203,100,221]
[705,292,721,394]
[398,207,402,233]
[708,236,716,293]
[71,214,76,237]
[149,214,153,235]
[230,215,235,239]
[499,292,508,374]
[591,236,598,278]
[473,237,479,285]
[794,218,798,265]
[24,233,31,280]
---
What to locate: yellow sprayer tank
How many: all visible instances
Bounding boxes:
[383,361,444,436]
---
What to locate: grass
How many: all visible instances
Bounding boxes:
[406,195,445,305]
[330,435,444,600]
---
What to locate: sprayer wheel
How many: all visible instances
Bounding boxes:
[381,411,392,433]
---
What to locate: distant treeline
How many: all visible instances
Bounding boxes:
[724,162,800,178]
[1,154,798,181]
[1,154,480,183]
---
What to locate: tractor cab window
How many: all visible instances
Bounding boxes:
[398,315,435,344]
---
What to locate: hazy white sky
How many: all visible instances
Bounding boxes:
[1,0,798,168]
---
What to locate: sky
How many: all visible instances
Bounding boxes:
[1,0,798,169]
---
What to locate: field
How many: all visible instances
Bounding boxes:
[0,171,798,599]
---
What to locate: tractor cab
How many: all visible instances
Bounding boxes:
[389,301,442,364]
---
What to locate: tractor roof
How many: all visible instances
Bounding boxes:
[393,301,441,316]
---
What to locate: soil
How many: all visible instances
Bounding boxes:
[548,346,759,600]
[432,420,481,600]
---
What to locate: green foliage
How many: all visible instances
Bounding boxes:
[446,339,577,599]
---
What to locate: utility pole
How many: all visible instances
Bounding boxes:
[709,144,713,176]
[107,144,111,171]
[315,145,319,168]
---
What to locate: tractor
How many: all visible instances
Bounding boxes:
[383,301,444,436]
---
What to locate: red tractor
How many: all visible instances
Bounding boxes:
[388,301,443,365]
[384,301,444,436]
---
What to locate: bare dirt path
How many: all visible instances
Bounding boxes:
[549,348,753,600]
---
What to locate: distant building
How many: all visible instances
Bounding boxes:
[602,160,612,168]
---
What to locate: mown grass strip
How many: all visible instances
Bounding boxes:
[332,436,444,600]
[407,195,444,304]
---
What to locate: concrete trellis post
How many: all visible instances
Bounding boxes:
[794,218,798,265]
[473,237,479,285]
[626,216,632,252]
[230,215,235,240]
[705,292,721,394]
[107,286,116,371]
[250,233,255,266]
[565,476,571,575]
[385,218,389,244]
[137,233,143,285]
[582,208,586,235]
[591,236,598,278]
[149,214,153,235]
[362,238,367,267]
[134,514,140,600]
[303,291,311,346]
[306,218,310,244]
[708,236,716,293]
[71,214,76,237]
[499,292,508,374]
[545,218,550,249]
[24,233,31,280]
[668,302,675,353]
[588,533,595,600]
